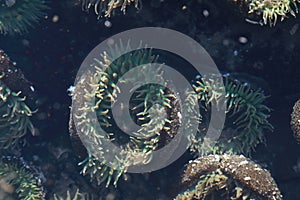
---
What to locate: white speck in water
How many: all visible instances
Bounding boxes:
[30,85,35,92]
[238,36,248,44]
[104,20,112,28]
[52,15,60,23]
[233,50,238,56]
[203,10,209,18]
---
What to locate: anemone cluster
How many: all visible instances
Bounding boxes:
[0,0,294,199]
[79,0,300,26]
[0,49,44,199]
[291,99,300,142]
[68,39,276,192]
[176,154,282,200]
[176,74,277,199]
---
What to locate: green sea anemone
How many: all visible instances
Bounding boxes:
[176,154,282,200]
[0,49,36,150]
[70,43,181,187]
[291,99,300,142]
[0,156,45,200]
[189,74,273,155]
[0,0,48,35]
[81,0,140,18]
[231,0,300,26]
[248,0,300,25]
[0,79,35,149]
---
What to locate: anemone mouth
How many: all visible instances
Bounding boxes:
[0,0,48,35]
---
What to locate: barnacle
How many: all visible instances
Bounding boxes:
[175,154,282,200]
[53,190,88,200]
[0,0,48,35]
[232,0,300,26]
[70,42,181,187]
[0,156,45,200]
[291,99,300,142]
[189,74,273,155]
[0,49,36,150]
[81,0,141,18]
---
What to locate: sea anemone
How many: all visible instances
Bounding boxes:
[189,74,273,155]
[231,0,300,26]
[291,99,300,142]
[248,0,300,25]
[0,79,35,149]
[81,0,141,18]
[70,43,181,187]
[175,154,282,200]
[0,49,36,150]
[0,0,48,35]
[0,156,45,200]
[53,190,88,200]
